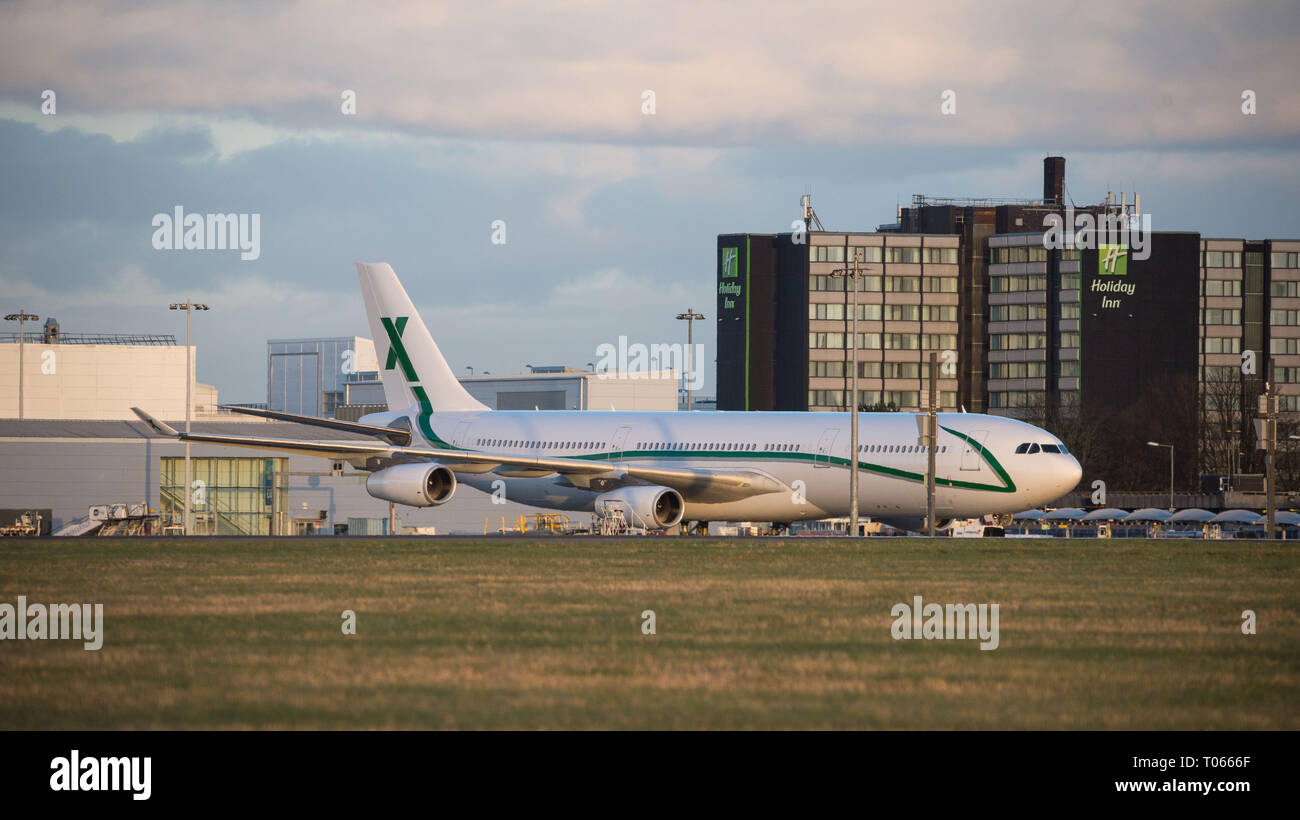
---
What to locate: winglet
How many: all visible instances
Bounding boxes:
[131,407,180,437]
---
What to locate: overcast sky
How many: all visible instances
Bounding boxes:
[1,0,1298,402]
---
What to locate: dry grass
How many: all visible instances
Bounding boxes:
[0,536,1296,729]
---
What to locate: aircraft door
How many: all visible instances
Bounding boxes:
[815,428,838,468]
[959,429,989,471]
[452,419,472,448]
[608,425,632,460]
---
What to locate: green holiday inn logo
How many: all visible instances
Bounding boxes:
[722,247,738,278]
[1099,243,1128,275]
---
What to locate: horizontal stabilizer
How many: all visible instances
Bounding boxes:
[130,407,179,437]
[219,405,412,445]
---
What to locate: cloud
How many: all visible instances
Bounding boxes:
[1,1,1297,149]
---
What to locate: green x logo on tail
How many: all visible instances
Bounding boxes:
[381,316,417,381]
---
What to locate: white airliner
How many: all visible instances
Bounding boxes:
[134,263,1082,531]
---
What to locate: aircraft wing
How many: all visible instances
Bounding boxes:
[131,408,788,503]
[218,404,412,445]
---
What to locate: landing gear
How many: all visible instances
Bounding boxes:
[770,522,790,536]
[688,520,709,536]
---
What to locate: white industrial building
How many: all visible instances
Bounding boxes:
[0,329,681,536]
[0,331,217,420]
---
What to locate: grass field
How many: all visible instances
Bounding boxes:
[1,536,1297,729]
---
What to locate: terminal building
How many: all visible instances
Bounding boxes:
[0,323,680,535]
[0,318,217,420]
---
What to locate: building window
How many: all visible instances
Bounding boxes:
[989,304,1048,321]
[1271,252,1300,269]
[1059,331,1081,348]
[1061,273,1081,290]
[884,333,919,350]
[1205,250,1241,268]
[990,362,1048,379]
[923,247,958,264]
[1270,281,1300,298]
[810,361,846,378]
[1270,309,1300,326]
[811,245,846,262]
[989,333,1047,350]
[1204,279,1243,297]
[885,275,921,292]
[809,332,845,349]
[885,304,920,322]
[1272,338,1300,355]
[810,303,845,321]
[923,276,958,293]
[1202,308,1243,325]
[1205,337,1242,354]
[920,334,957,349]
[921,305,958,322]
[850,246,883,263]
[1059,302,1081,319]
[887,247,921,264]
[809,389,845,407]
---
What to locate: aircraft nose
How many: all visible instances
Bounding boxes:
[1062,455,1083,493]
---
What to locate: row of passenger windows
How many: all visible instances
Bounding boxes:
[855,443,949,454]
[477,438,604,450]
[474,438,798,453]
[1014,442,1069,454]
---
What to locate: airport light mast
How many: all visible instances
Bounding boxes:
[170,301,209,536]
[1146,441,1174,511]
[675,308,705,411]
[4,311,39,420]
[830,262,868,537]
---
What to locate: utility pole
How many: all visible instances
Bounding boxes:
[4,311,39,419]
[926,351,938,537]
[831,261,865,537]
[170,301,209,536]
[675,308,705,410]
[1146,441,1175,511]
[1261,358,1279,539]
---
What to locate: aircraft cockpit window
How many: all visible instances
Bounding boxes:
[1015,443,1031,454]
[1041,444,1061,453]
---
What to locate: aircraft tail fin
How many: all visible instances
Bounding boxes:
[356,262,488,413]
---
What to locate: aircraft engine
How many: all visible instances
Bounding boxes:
[365,462,457,507]
[594,485,685,529]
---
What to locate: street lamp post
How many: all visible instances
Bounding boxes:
[675,308,705,411]
[831,262,867,537]
[1147,441,1174,511]
[4,311,39,420]
[170,301,209,535]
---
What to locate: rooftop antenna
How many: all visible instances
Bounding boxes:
[801,193,824,232]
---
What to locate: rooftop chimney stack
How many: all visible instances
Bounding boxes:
[1043,156,1066,206]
